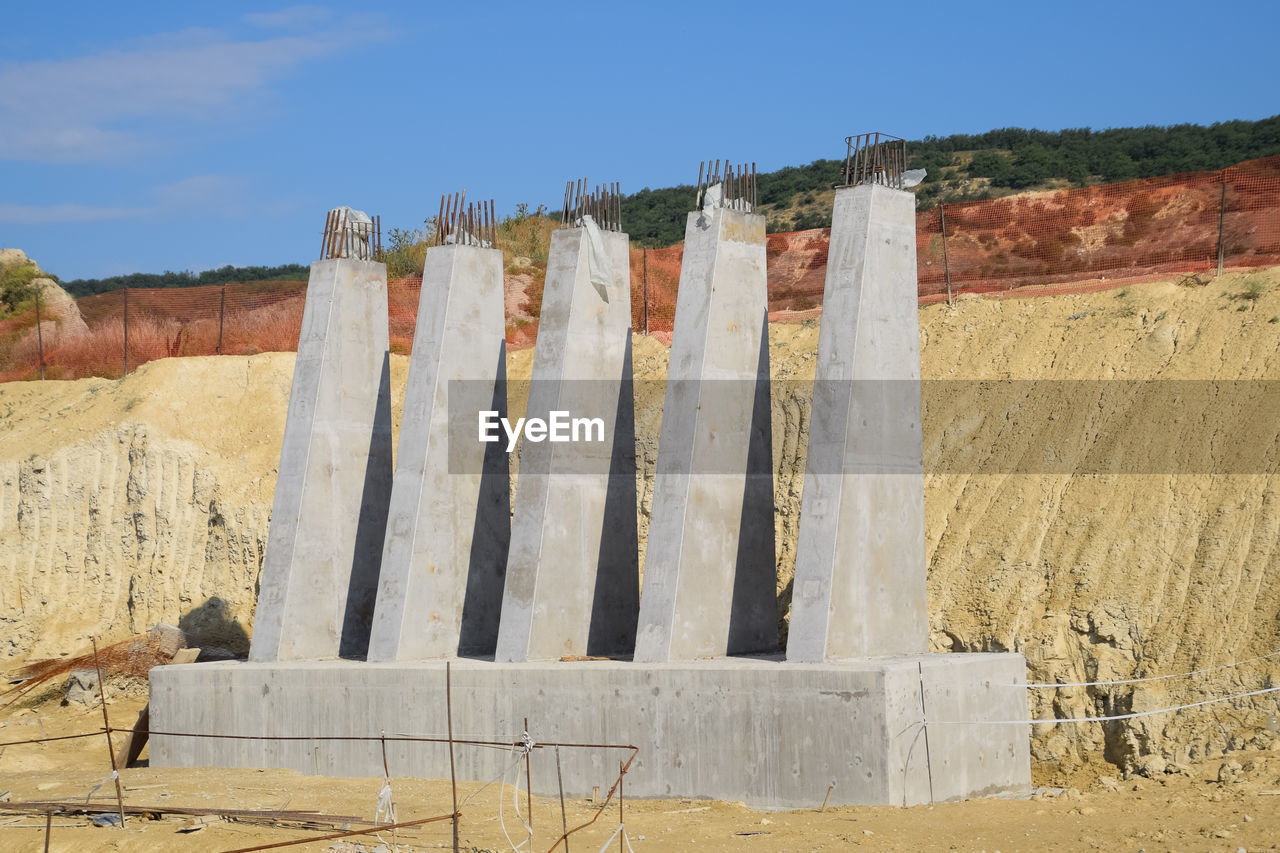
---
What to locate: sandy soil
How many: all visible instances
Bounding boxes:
[2,691,1280,852]
[3,269,1280,850]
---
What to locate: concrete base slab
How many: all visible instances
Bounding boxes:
[150,654,1030,809]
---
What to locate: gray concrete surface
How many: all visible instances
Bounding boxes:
[496,227,638,661]
[367,245,509,660]
[249,258,392,662]
[787,183,929,662]
[634,207,776,662]
[150,654,1031,808]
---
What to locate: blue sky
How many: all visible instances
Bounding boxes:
[2,0,1276,281]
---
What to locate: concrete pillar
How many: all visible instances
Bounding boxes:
[249,258,393,662]
[633,205,776,662]
[367,245,509,660]
[786,183,928,662]
[495,225,637,661]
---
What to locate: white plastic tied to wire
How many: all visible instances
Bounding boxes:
[1011,647,1280,689]
[700,182,752,213]
[444,228,493,249]
[375,775,396,826]
[85,769,118,804]
[578,214,613,291]
[596,822,638,853]
[499,732,538,852]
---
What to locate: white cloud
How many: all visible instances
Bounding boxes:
[0,14,386,163]
[0,175,248,224]
[153,175,249,217]
[244,6,334,29]
[0,203,142,225]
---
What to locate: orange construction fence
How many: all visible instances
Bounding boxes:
[2,156,1277,383]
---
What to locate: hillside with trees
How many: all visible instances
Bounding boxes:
[54,115,1280,285]
[62,264,310,298]
[626,115,1280,245]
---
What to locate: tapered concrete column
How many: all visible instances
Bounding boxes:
[634,205,776,662]
[495,226,637,661]
[249,258,393,662]
[786,183,927,662]
[367,245,509,660]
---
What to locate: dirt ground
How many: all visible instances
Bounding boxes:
[1,688,1279,853]
[2,269,1279,849]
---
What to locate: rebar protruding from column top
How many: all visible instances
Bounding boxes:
[434,193,496,247]
[695,160,756,212]
[321,208,382,260]
[841,132,907,190]
[560,180,622,231]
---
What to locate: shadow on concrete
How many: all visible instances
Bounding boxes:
[339,351,393,659]
[588,332,640,657]
[728,309,779,656]
[458,341,511,658]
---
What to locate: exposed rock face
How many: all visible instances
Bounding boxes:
[1,269,1278,772]
[0,249,31,268]
[0,355,299,659]
[0,248,89,354]
[31,277,88,337]
[2,422,265,658]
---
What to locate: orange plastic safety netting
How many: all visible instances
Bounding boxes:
[2,156,1276,382]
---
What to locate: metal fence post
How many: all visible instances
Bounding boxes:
[939,204,953,306]
[1216,175,1227,277]
[34,287,45,380]
[217,284,226,355]
[122,288,129,377]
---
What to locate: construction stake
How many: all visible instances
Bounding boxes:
[556,745,569,853]
[91,638,126,828]
[525,716,534,845]
[448,661,459,853]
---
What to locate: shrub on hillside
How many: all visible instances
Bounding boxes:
[496,204,556,264]
[0,259,44,315]
[383,227,429,279]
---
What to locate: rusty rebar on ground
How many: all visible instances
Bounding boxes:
[221,810,460,853]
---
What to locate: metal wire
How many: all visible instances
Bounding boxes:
[320,209,383,259]
[842,132,907,189]
[560,180,622,231]
[695,160,756,212]
[434,193,496,246]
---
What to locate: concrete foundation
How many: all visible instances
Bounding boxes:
[496,226,637,661]
[187,191,1031,812]
[249,258,392,662]
[367,245,508,660]
[150,654,1031,809]
[788,183,928,661]
[634,206,776,662]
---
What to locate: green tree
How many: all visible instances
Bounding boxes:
[0,260,45,315]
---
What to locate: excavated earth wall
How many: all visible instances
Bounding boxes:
[2,269,1278,774]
